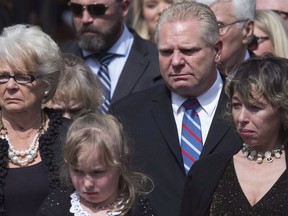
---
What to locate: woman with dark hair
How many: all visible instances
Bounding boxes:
[181,55,288,215]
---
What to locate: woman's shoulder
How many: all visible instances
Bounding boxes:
[190,146,241,175]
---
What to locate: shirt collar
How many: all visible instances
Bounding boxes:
[244,49,250,60]
[172,70,223,116]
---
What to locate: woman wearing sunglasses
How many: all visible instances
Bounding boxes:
[0,24,71,216]
[251,10,288,58]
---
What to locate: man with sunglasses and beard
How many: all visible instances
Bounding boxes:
[62,0,162,113]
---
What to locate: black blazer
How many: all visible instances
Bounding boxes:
[180,146,288,216]
[110,84,242,216]
[61,29,162,104]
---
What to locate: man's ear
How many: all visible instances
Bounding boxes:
[121,0,130,17]
[214,39,223,64]
[242,20,254,45]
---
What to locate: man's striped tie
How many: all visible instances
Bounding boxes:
[181,98,203,174]
[97,53,117,113]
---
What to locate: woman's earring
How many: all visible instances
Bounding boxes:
[43,91,49,98]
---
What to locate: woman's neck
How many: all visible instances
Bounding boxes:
[1,109,42,132]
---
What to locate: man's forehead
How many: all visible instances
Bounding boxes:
[256,0,288,12]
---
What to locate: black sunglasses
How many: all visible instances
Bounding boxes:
[248,35,270,51]
[68,2,108,17]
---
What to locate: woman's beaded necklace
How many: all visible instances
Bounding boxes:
[242,143,283,164]
[0,110,46,166]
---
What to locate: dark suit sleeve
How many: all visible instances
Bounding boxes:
[180,148,239,216]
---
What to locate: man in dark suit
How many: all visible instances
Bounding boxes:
[62,0,161,111]
[110,2,242,216]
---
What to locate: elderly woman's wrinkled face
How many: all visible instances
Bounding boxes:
[0,63,47,113]
[142,0,173,39]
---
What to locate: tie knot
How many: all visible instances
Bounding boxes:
[99,53,118,65]
[182,98,200,110]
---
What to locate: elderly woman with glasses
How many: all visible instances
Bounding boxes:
[0,24,71,215]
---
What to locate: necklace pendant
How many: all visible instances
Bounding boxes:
[265,151,273,163]
[242,143,283,164]
[248,150,256,160]
[273,148,282,159]
[256,152,263,164]
[11,156,19,164]
[275,152,281,159]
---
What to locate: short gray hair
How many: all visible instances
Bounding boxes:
[155,1,220,45]
[194,0,256,21]
[0,24,62,102]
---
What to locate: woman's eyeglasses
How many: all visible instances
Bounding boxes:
[68,2,108,17]
[0,73,36,84]
[248,35,270,51]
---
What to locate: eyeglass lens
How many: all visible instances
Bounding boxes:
[0,73,35,84]
[218,20,247,36]
[69,2,108,16]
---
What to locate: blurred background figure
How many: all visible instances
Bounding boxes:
[0,0,12,31]
[250,10,288,58]
[194,0,256,76]
[45,53,102,120]
[130,0,178,41]
[256,0,288,26]
[1,0,75,46]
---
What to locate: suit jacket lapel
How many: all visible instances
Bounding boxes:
[198,147,240,215]
[150,86,184,169]
[201,87,231,157]
[61,40,84,58]
[112,32,159,103]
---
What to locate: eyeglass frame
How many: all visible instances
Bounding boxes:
[0,73,36,84]
[272,10,288,19]
[68,2,108,17]
[248,35,270,51]
[255,36,270,43]
[218,19,248,36]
